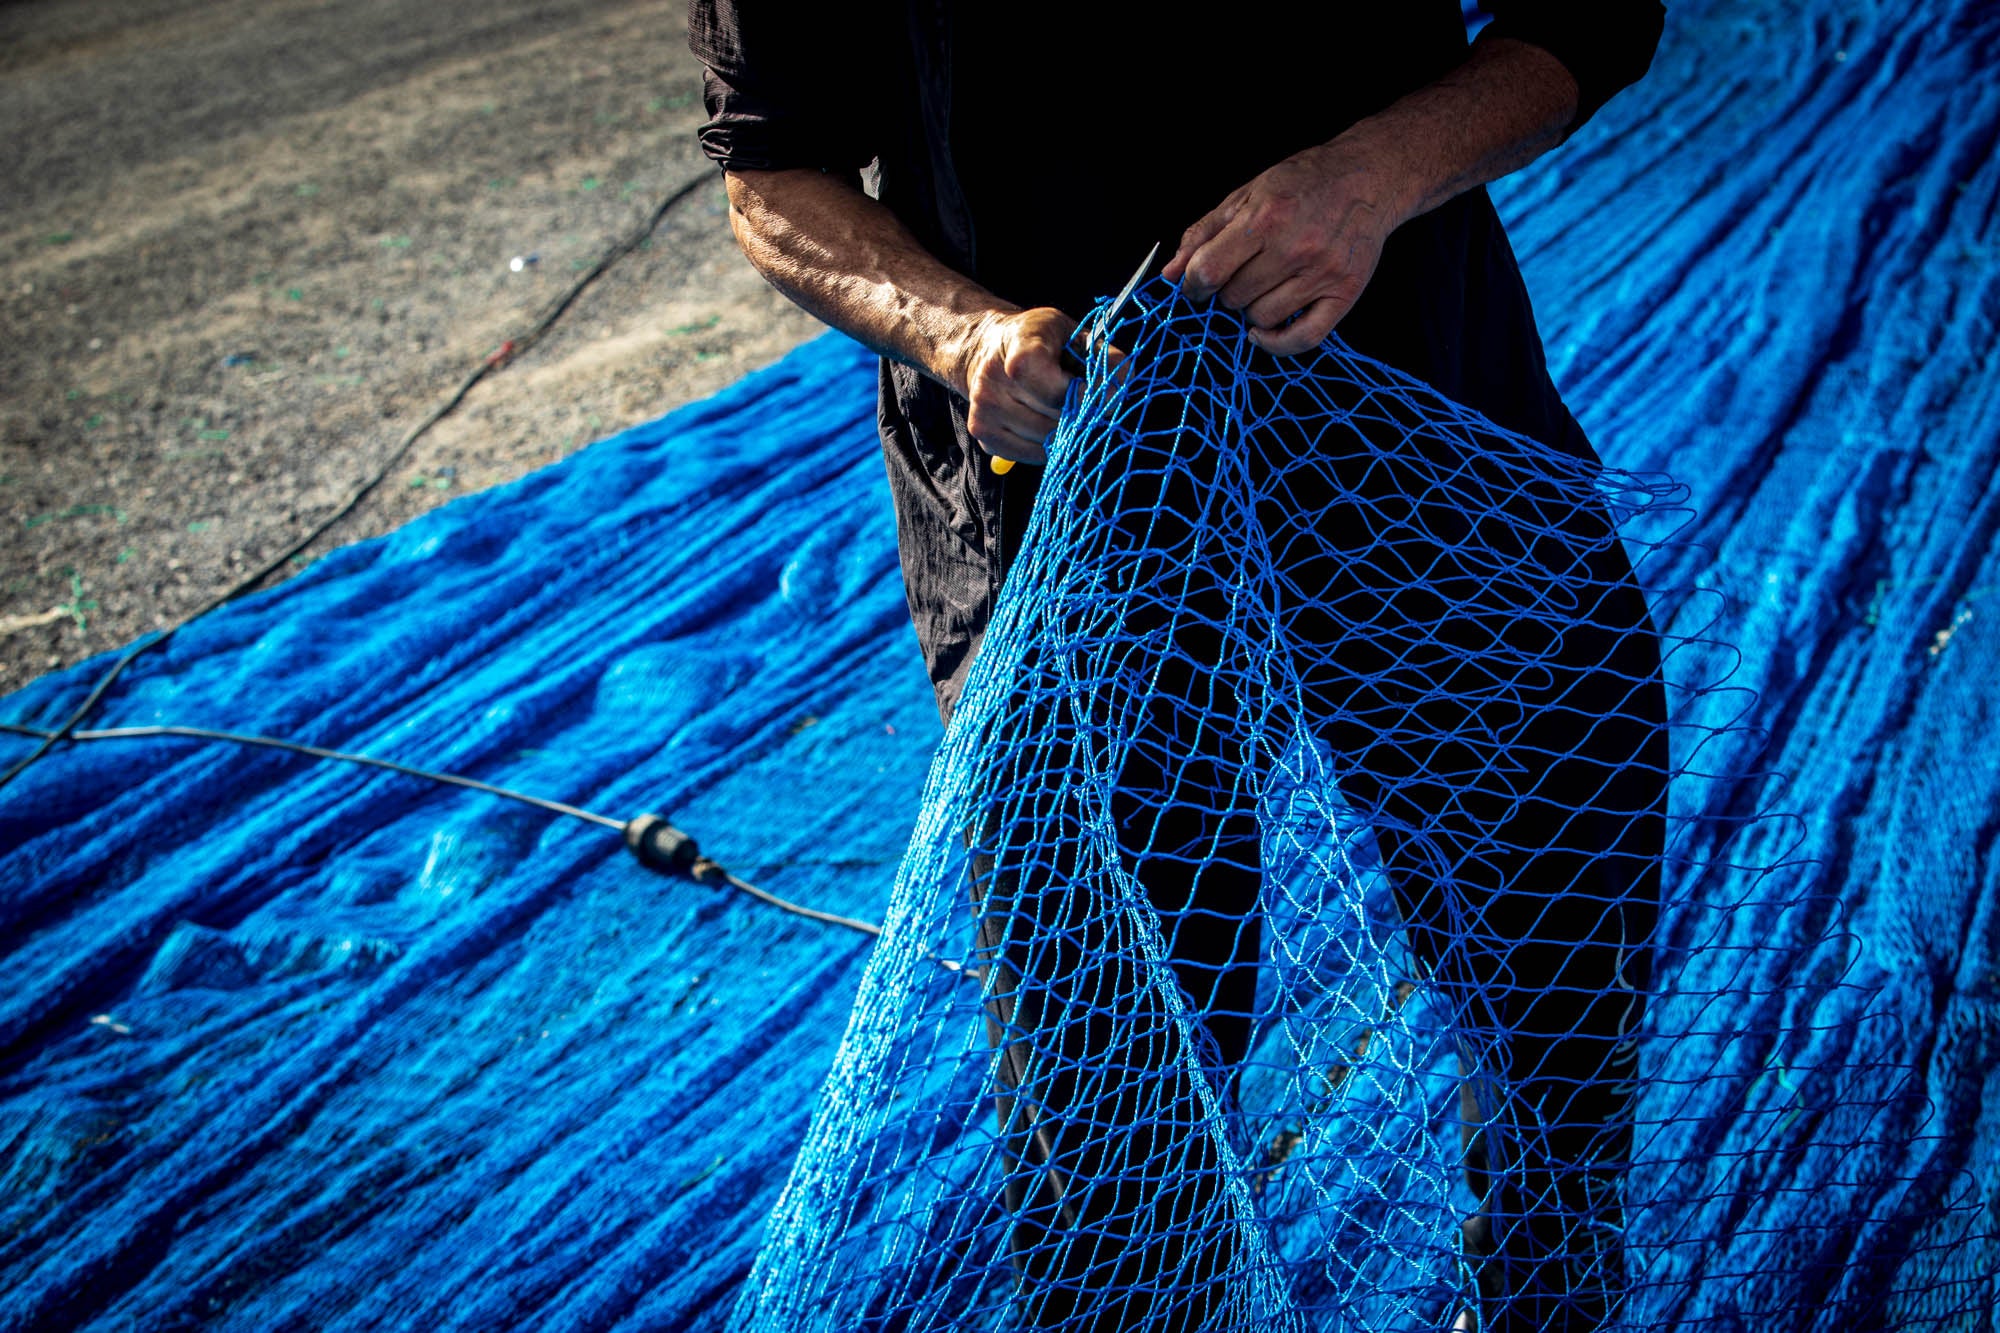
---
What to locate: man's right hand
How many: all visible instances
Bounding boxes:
[950,307,1078,468]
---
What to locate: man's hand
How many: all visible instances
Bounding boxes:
[1162,135,1412,357]
[1160,37,1583,358]
[949,306,1078,468]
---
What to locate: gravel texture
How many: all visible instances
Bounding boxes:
[0,0,825,692]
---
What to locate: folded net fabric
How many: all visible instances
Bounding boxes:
[732,283,1980,1332]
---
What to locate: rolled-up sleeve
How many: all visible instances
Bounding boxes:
[1475,0,1666,134]
[689,0,883,173]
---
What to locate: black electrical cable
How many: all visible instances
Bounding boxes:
[0,169,717,793]
[0,720,886,941]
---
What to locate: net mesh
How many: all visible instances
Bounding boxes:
[732,282,1982,1332]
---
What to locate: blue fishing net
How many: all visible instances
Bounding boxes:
[733,283,1984,1331]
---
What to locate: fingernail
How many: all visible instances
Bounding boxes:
[990,456,1015,475]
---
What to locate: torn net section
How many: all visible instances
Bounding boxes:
[734,284,1983,1332]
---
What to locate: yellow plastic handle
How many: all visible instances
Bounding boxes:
[989,456,1015,475]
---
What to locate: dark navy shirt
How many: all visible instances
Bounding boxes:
[690,2,1663,719]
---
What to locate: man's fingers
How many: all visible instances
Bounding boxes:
[1176,210,1266,302]
[968,389,1057,453]
[1009,396,1062,439]
[977,426,1047,467]
[998,362,1064,431]
[978,371,1063,470]
[1163,204,1233,283]
[1246,295,1346,356]
[1179,225,1264,303]
[968,409,1057,454]
[1216,245,1305,314]
[1244,275,1319,331]
[1009,343,1073,415]
[990,310,1074,412]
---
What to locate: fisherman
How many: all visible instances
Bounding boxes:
[691,6,1667,1329]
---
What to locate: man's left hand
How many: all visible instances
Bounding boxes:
[1162,133,1414,357]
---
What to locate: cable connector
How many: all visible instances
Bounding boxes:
[624,812,726,885]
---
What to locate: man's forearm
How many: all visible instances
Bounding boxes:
[724,168,1011,398]
[1359,35,1581,226]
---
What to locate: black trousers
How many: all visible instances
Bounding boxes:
[966,364,1668,1332]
